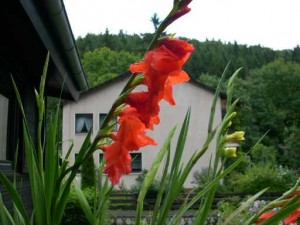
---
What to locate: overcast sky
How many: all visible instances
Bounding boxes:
[63,0,300,50]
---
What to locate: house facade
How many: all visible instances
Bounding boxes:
[62,74,223,189]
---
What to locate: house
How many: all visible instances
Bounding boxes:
[62,73,223,189]
[0,0,88,211]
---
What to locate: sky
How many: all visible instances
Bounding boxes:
[63,0,300,50]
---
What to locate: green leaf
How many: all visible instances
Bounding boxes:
[208,62,229,133]
[157,109,191,224]
[0,193,10,225]
[0,173,30,225]
[150,144,171,225]
[220,188,268,225]
[173,155,246,224]
[135,126,177,225]
[74,183,95,225]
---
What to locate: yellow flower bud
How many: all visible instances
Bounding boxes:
[224,147,237,157]
[224,131,245,142]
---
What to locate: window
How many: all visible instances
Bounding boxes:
[99,152,142,173]
[75,114,93,133]
[0,94,9,160]
[131,153,142,173]
[99,113,117,131]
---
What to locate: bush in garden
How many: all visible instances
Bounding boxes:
[61,188,94,225]
[250,143,277,165]
[225,164,297,193]
[130,170,161,195]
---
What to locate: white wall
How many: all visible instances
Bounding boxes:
[62,77,222,189]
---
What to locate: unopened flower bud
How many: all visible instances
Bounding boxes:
[224,131,245,142]
[224,147,237,157]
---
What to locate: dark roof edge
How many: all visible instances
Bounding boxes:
[20,0,88,100]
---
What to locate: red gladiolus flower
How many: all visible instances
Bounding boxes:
[283,208,300,224]
[165,0,193,27]
[103,38,194,185]
[125,92,160,129]
[256,211,275,224]
[130,38,194,105]
[102,112,156,185]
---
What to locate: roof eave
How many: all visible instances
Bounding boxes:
[20,0,88,100]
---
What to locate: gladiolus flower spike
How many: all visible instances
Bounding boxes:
[102,38,194,185]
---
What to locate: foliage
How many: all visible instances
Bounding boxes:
[215,199,268,225]
[192,167,212,190]
[130,170,160,195]
[81,153,95,189]
[225,164,298,193]
[82,47,141,87]
[1,1,299,225]
[61,188,94,225]
[236,59,300,169]
[0,55,95,225]
[77,32,300,83]
[250,143,277,165]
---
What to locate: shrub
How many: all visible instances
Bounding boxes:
[224,164,297,193]
[250,143,277,165]
[130,170,160,196]
[192,167,211,190]
[61,187,110,225]
[81,153,95,189]
[61,188,94,225]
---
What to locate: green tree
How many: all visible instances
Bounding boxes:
[150,13,161,31]
[237,59,300,169]
[82,47,141,87]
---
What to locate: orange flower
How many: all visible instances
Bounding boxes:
[102,112,156,185]
[256,211,275,224]
[103,38,194,185]
[283,208,300,224]
[125,92,160,129]
[102,142,132,185]
[130,38,194,105]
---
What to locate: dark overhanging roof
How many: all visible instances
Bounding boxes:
[0,0,88,101]
[20,0,88,100]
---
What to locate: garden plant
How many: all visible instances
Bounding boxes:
[0,0,299,224]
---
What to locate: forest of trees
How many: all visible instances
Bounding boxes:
[75,29,300,173]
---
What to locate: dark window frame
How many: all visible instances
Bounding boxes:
[75,113,93,134]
